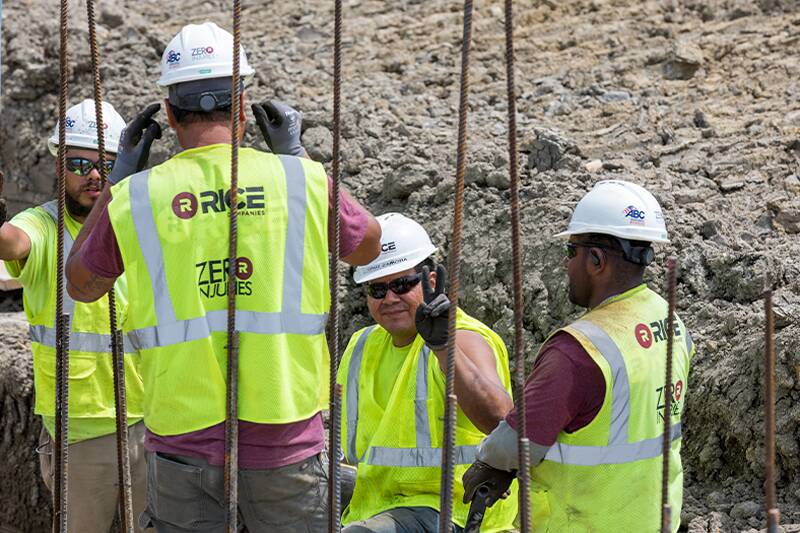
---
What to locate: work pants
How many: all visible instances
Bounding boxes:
[39,421,148,533]
[140,450,329,533]
[342,507,464,533]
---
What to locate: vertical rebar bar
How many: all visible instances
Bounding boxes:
[54,1,70,531]
[503,0,531,530]
[438,0,474,530]
[327,0,344,530]
[224,2,242,531]
[85,2,134,529]
[661,257,677,533]
[764,290,780,533]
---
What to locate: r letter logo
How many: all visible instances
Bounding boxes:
[172,192,198,219]
[635,323,653,349]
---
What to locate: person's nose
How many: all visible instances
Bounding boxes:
[383,288,401,303]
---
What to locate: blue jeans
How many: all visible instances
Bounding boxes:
[342,507,464,533]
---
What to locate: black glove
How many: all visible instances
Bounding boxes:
[0,170,6,229]
[462,460,516,506]
[108,103,162,184]
[251,100,305,157]
[415,264,450,351]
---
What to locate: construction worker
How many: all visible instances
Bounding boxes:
[462,180,695,532]
[64,22,381,532]
[336,213,518,533]
[0,99,147,532]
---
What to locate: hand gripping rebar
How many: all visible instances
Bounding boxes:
[54,2,71,531]
[85,1,135,529]
[438,1,474,530]
[223,2,243,532]
[660,258,677,533]
[764,290,780,533]
[328,1,344,531]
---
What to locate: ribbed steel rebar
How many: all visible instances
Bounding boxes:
[764,290,780,533]
[224,2,242,531]
[661,257,677,533]
[85,2,134,529]
[328,0,343,530]
[54,1,70,530]
[438,0,474,530]
[503,0,531,530]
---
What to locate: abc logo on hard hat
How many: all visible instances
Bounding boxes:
[353,213,437,284]
[48,99,126,156]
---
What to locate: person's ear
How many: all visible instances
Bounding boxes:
[164,99,178,129]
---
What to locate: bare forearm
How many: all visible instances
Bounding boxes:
[70,183,111,259]
[0,223,31,261]
[435,344,513,433]
[66,251,115,302]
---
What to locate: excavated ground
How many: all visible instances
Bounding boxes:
[2,0,800,531]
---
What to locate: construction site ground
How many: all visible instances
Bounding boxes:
[1,0,799,531]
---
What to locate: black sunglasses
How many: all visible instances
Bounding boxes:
[65,157,115,177]
[565,242,615,259]
[366,273,423,299]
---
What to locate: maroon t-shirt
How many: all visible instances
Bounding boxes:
[505,331,606,447]
[81,176,369,469]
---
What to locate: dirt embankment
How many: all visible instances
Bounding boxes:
[2,0,800,531]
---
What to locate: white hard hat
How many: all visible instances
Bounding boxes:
[47,99,126,156]
[353,213,437,284]
[555,180,670,243]
[157,22,255,87]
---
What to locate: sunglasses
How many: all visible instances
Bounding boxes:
[366,273,423,299]
[565,242,614,259]
[65,157,115,177]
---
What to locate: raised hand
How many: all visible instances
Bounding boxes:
[415,264,450,350]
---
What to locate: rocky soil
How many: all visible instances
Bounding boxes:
[2,0,800,531]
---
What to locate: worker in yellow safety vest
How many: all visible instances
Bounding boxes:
[0,99,147,532]
[64,21,381,532]
[462,180,695,532]
[337,213,519,533]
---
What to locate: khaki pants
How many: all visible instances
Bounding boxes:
[39,421,147,533]
[140,451,329,533]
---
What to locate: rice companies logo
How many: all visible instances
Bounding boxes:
[166,50,181,65]
[171,187,266,219]
[623,205,645,225]
[191,46,215,59]
[196,256,253,298]
[634,318,682,349]
[65,117,77,129]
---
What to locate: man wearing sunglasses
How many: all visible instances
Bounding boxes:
[337,213,518,533]
[463,180,695,533]
[0,99,147,532]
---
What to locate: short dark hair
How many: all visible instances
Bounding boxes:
[168,101,231,125]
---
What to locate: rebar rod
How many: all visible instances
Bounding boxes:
[438,1,474,529]
[661,257,677,533]
[503,0,531,530]
[327,0,344,530]
[85,2,134,529]
[764,290,780,533]
[223,2,242,531]
[54,1,70,530]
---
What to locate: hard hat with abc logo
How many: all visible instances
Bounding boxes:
[353,213,437,284]
[157,22,255,87]
[555,180,670,244]
[47,99,126,156]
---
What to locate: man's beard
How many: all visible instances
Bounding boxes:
[66,194,92,219]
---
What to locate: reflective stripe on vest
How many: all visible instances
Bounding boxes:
[542,319,682,466]
[345,327,477,468]
[125,156,328,351]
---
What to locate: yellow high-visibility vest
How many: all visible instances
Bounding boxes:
[107,144,330,435]
[531,284,695,532]
[339,308,518,532]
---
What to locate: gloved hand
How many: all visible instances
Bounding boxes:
[462,460,516,506]
[251,100,305,157]
[108,103,162,185]
[0,170,6,229]
[415,264,450,351]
